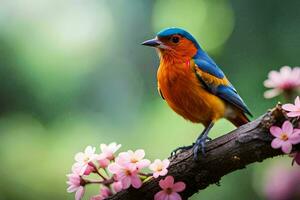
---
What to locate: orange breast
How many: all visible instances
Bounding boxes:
[157,61,226,126]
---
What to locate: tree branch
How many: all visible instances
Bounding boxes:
[108,105,299,200]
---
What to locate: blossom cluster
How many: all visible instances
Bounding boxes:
[66,143,186,200]
[264,66,300,99]
[270,96,300,165]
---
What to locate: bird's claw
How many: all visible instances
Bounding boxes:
[170,144,194,158]
[193,135,211,160]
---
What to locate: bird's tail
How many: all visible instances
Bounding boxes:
[227,112,250,127]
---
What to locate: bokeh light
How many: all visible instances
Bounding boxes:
[152,0,234,53]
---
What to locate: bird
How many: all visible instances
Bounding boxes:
[141,27,252,160]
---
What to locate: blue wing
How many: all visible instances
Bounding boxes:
[193,50,252,116]
[216,85,252,116]
[193,50,225,78]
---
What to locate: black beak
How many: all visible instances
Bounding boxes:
[141,38,161,47]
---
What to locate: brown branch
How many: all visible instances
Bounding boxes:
[108,105,299,200]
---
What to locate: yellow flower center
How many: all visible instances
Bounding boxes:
[280,133,289,141]
[83,156,90,163]
[125,169,132,176]
[131,158,138,163]
[156,164,163,172]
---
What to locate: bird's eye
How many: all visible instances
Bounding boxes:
[171,36,180,43]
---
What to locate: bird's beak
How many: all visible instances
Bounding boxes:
[141,38,162,47]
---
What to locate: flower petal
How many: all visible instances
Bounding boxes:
[98,157,110,168]
[264,89,281,99]
[131,175,142,189]
[281,142,292,154]
[169,192,182,200]
[295,96,300,106]
[138,159,151,169]
[153,172,159,178]
[289,130,300,144]
[271,138,283,149]
[159,169,168,177]
[287,111,300,118]
[135,149,145,159]
[117,151,131,162]
[280,66,292,77]
[79,165,87,175]
[282,104,298,112]
[162,159,170,167]
[67,185,79,193]
[264,79,276,88]
[112,181,123,192]
[282,121,293,135]
[270,126,282,137]
[72,162,83,174]
[159,176,174,189]
[149,163,156,171]
[85,146,95,154]
[267,71,281,86]
[154,191,168,200]
[108,163,121,174]
[121,177,131,189]
[293,129,300,135]
[173,182,186,192]
[100,144,107,152]
[75,186,85,200]
[74,152,85,162]
[90,195,103,200]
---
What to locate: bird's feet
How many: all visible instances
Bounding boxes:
[193,135,212,160]
[170,144,194,158]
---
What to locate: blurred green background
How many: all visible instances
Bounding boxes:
[0,0,299,199]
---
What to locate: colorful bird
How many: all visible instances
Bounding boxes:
[142,27,252,160]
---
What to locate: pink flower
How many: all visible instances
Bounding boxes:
[74,187,85,200]
[270,121,300,153]
[282,96,300,117]
[96,153,110,168]
[154,176,186,200]
[90,195,104,200]
[100,142,121,160]
[112,181,123,193]
[291,152,300,166]
[116,149,150,169]
[72,162,95,176]
[89,186,112,200]
[71,163,82,175]
[149,159,170,178]
[66,172,85,200]
[264,66,300,98]
[90,187,111,200]
[84,164,95,175]
[108,163,142,189]
[73,146,97,175]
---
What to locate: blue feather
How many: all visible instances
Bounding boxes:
[193,50,225,79]
[157,27,200,49]
[216,85,252,116]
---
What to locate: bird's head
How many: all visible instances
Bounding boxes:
[142,27,200,61]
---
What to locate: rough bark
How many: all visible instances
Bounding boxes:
[108,105,298,200]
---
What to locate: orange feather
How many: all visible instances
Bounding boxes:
[157,58,226,126]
